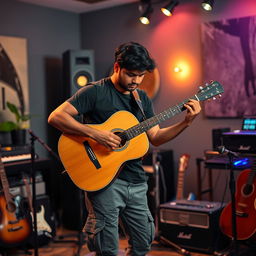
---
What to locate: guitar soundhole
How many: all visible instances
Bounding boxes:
[114,132,127,147]
[242,184,254,197]
[6,202,16,213]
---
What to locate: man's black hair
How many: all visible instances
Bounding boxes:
[115,42,156,72]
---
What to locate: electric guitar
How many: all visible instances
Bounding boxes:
[219,159,256,240]
[0,149,31,245]
[176,154,195,200]
[58,81,224,192]
[23,175,52,238]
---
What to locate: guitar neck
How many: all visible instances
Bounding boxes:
[125,96,196,140]
[176,169,185,200]
[23,174,33,212]
[0,159,12,203]
[121,80,224,141]
[248,158,256,185]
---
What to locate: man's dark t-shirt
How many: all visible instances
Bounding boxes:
[67,77,155,183]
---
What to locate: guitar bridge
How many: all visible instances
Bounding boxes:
[83,141,101,169]
[8,226,23,232]
[236,211,248,217]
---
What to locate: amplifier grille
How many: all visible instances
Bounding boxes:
[160,208,209,229]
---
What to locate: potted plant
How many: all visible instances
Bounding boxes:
[0,102,30,145]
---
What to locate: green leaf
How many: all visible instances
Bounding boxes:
[7,101,21,122]
[0,121,18,132]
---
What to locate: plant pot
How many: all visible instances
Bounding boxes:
[11,129,27,146]
[0,131,12,146]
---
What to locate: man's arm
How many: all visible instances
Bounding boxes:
[48,101,121,149]
[147,99,201,146]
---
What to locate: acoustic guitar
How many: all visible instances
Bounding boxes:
[219,158,256,240]
[58,81,224,192]
[0,149,31,245]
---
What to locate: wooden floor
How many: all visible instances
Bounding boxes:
[3,227,221,256]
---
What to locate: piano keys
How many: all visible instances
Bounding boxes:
[1,145,36,163]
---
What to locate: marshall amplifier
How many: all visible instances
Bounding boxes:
[222,131,256,154]
[159,200,229,253]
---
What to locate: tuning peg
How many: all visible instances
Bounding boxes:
[199,86,204,90]
[218,94,222,98]
[213,97,216,100]
[205,83,209,86]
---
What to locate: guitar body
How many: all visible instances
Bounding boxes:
[219,169,256,240]
[36,205,52,234]
[0,194,31,245]
[58,111,149,191]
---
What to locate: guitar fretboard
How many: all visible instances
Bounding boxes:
[123,96,196,140]
[0,158,12,203]
[118,81,224,141]
[248,158,256,185]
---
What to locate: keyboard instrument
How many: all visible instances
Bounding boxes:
[3,158,52,177]
[1,145,34,163]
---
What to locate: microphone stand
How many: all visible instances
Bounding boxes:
[227,153,238,256]
[28,130,86,255]
[29,133,39,256]
[28,129,60,163]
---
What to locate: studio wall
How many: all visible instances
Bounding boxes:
[1,0,256,203]
[0,0,80,157]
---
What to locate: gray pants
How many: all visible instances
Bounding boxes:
[83,178,155,256]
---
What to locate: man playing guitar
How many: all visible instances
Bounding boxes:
[48,42,201,255]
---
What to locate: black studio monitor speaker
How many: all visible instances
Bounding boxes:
[62,49,95,97]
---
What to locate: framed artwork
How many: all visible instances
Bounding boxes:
[0,35,29,124]
[201,15,256,118]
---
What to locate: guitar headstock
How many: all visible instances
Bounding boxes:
[196,81,224,102]
[179,154,190,172]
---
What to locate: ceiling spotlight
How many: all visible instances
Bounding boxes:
[139,1,153,25]
[202,0,214,11]
[161,0,179,17]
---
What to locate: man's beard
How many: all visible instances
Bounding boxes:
[119,81,138,92]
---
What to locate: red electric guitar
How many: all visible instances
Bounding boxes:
[219,159,256,240]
